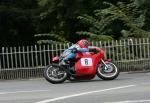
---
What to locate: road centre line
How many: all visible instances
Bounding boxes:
[0,90,51,95]
[1,82,149,96]
[35,85,136,103]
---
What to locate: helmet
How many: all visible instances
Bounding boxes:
[77,39,90,48]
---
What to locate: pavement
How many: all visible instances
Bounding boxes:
[0,72,150,103]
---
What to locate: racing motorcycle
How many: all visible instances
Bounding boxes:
[43,47,120,84]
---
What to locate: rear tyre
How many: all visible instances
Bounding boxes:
[96,62,120,80]
[43,64,68,84]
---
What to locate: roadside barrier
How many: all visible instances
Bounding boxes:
[0,38,150,79]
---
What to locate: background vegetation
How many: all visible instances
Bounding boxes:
[0,0,150,46]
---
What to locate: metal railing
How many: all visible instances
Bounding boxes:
[0,38,150,79]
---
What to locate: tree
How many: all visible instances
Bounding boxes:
[1,0,150,46]
[37,0,107,43]
[77,1,150,40]
[134,0,150,31]
[0,0,38,46]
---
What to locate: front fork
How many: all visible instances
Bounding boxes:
[101,59,111,69]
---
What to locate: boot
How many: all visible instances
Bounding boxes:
[70,66,75,74]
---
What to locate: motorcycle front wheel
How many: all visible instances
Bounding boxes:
[96,62,120,80]
[43,64,68,84]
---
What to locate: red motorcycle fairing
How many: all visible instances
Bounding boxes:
[105,59,112,62]
[74,48,105,79]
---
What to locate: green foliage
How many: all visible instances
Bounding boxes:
[0,0,38,46]
[77,1,150,40]
[36,0,108,42]
[38,0,48,6]
[35,33,68,44]
[1,0,150,46]
[76,31,113,41]
[135,0,150,31]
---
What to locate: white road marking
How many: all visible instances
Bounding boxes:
[35,85,135,103]
[106,100,150,103]
[0,90,50,95]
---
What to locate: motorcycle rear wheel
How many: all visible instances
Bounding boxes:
[96,62,120,80]
[43,64,68,84]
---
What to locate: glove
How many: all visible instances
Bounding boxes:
[71,48,78,53]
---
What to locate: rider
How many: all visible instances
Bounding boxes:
[60,39,95,65]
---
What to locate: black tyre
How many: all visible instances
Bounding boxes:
[43,64,68,84]
[96,62,120,80]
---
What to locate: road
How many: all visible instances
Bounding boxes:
[0,73,150,103]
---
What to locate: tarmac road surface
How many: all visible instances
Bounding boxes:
[0,72,150,103]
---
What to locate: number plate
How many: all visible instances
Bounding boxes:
[81,58,93,66]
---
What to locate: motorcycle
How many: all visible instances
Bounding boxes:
[43,47,120,84]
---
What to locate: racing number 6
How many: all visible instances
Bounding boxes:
[84,59,88,65]
[81,58,93,66]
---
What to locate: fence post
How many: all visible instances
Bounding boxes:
[39,45,42,66]
[27,46,30,67]
[107,40,111,59]
[139,38,142,59]
[6,47,10,69]
[119,40,123,60]
[115,40,119,61]
[10,47,13,69]
[123,39,127,60]
[131,39,135,60]
[143,38,146,58]
[31,45,34,68]
[129,38,134,60]
[47,44,50,64]
[23,46,26,68]
[111,40,115,60]
[99,41,102,47]
[43,45,46,66]
[95,41,98,47]
[91,41,94,46]
[135,38,138,59]
[18,46,22,68]
[147,38,150,58]
[51,44,54,59]
[35,45,38,67]
[56,43,58,56]
[63,43,66,51]
[103,41,107,59]
[14,47,17,68]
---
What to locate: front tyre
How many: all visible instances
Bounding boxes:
[43,64,68,84]
[97,62,120,80]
